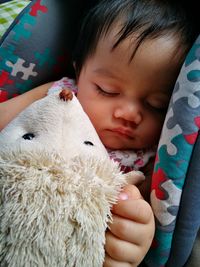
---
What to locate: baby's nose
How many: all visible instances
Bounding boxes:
[114,103,142,124]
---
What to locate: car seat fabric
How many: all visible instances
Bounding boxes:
[185,229,200,267]
[167,132,200,266]
[0,0,96,102]
[145,35,200,267]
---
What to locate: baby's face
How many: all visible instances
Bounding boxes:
[76,31,184,150]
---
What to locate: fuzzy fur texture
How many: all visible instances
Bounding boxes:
[0,91,144,267]
[0,150,126,267]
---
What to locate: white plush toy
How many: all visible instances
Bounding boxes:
[0,89,144,267]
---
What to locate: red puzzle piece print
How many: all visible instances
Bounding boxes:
[151,238,159,249]
[152,168,168,200]
[184,116,200,144]
[0,71,13,87]
[194,116,200,128]
[54,53,69,74]
[184,132,198,145]
[0,90,8,103]
[30,0,48,17]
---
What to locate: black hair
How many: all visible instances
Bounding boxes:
[73,0,199,77]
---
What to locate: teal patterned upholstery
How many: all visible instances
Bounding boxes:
[145,35,200,267]
[0,0,96,102]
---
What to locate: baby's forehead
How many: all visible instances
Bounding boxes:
[96,26,180,64]
[95,26,138,63]
[97,22,180,64]
[88,34,181,95]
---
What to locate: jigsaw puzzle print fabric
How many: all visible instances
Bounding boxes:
[0,0,48,102]
[0,0,78,102]
[145,35,200,267]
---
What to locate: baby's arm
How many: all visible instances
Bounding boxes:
[0,82,53,131]
[104,184,155,267]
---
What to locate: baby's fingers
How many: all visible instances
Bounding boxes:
[104,255,136,267]
[104,255,132,267]
[104,230,143,265]
[109,214,151,244]
[112,197,153,224]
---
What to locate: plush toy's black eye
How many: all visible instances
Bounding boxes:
[22,133,35,140]
[84,141,94,146]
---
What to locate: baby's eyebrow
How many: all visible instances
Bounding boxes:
[93,68,117,79]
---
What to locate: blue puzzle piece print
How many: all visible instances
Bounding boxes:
[167,205,179,217]
[11,13,36,41]
[185,35,200,66]
[35,48,55,67]
[187,69,200,82]
[156,134,192,189]
[0,45,18,72]
[172,61,200,109]
[167,92,200,135]
[145,229,173,267]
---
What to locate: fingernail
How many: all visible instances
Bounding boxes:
[118,192,129,200]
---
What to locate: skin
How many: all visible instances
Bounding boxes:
[77,33,182,150]
[0,30,184,267]
[104,185,154,267]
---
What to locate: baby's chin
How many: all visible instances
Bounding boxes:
[104,142,148,151]
[100,133,146,150]
[103,141,137,151]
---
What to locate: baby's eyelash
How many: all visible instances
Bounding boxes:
[145,102,168,113]
[96,86,118,97]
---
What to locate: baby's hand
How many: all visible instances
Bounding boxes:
[104,185,155,267]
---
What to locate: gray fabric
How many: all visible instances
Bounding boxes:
[166,130,200,266]
[185,229,200,267]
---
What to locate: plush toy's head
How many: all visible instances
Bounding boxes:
[0,91,143,267]
[0,90,107,161]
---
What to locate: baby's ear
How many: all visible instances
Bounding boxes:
[124,170,145,185]
[72,61,78,79]
[73,61,76,70]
